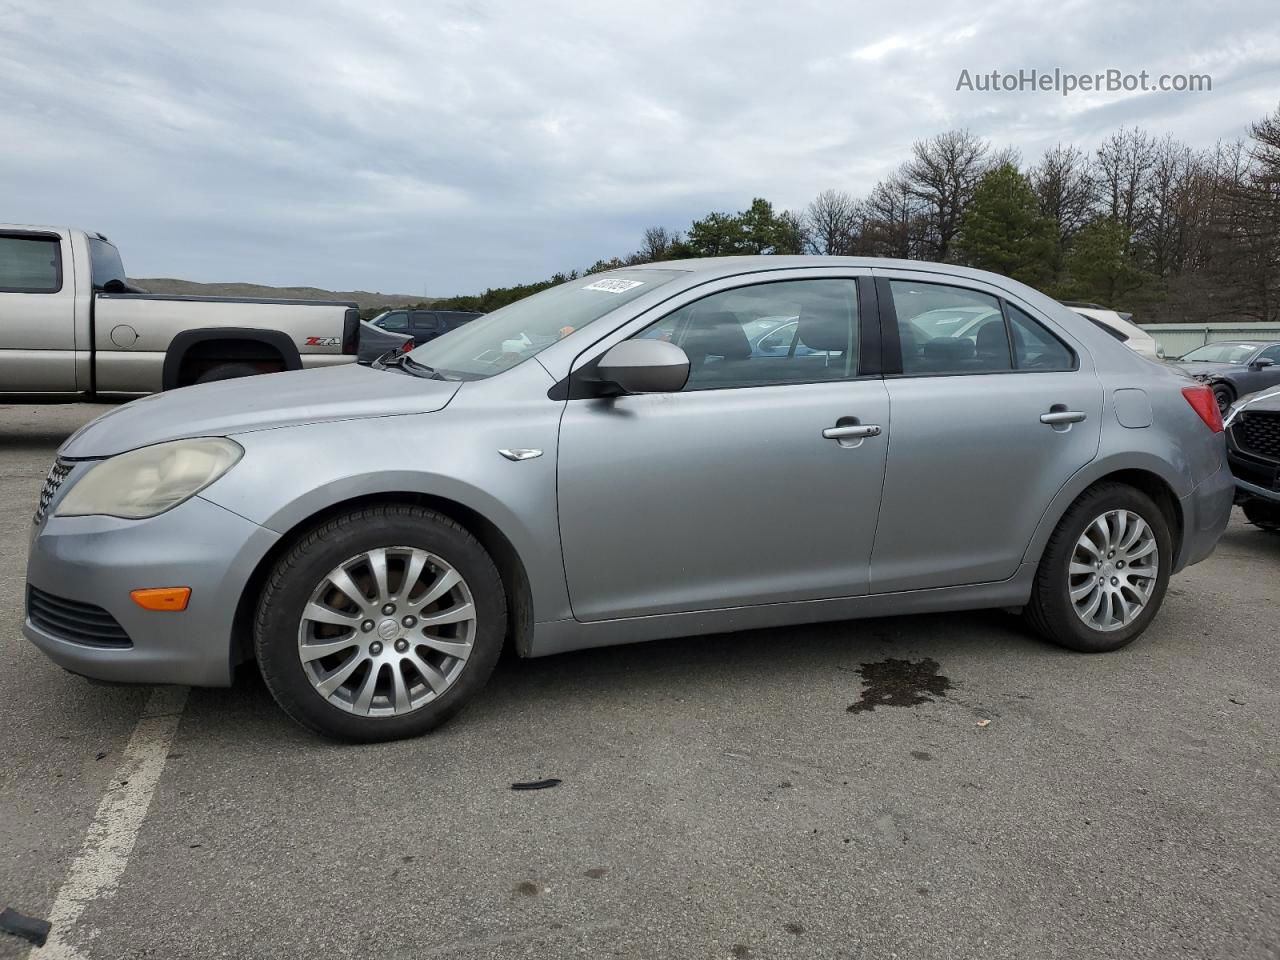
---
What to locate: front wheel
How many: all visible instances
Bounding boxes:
[1212,382,1235,416]
[255,504,507,741]
[1024,483,1172,653]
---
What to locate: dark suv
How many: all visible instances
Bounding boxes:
[1225,388,1280,531]
[358,309,483,363]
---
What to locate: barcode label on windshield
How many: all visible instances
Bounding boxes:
[583,278,644,293]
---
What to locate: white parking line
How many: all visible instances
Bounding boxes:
[32,686,189,960]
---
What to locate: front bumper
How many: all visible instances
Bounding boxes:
[1175,461,1235,571]
[23,495,279,687]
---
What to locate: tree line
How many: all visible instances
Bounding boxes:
[414,101,1280,324]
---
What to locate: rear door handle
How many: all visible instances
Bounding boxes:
[1040,410,1087,425]
[823,424,882,440]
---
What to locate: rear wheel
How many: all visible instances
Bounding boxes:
[1024,483,1172,653]
[1242,500,1280,532]
[255,504,506,741]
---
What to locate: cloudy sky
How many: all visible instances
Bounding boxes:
[3,1,1278,296]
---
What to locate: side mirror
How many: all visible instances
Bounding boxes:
[596,339,689,394]
[1249,357,1275,371]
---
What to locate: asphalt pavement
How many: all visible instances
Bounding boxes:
[1,402,1277,959]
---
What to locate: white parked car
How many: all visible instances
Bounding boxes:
[1063,302,1163,361]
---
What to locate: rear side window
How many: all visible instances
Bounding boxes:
[1007,304,1075,370]
[0,234,62,293]
[89,238,127,289]
[889,281,1010,374]
[410,311,440,332]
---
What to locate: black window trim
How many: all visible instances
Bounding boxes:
[0,230,64,295]
[877,275,1078,378]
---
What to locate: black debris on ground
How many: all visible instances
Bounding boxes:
[847,658,952,714]
[511,778,562,791]
[0,907,51,947]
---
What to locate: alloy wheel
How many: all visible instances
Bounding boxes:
[1068,509,1159,633]
[297,546,477,716]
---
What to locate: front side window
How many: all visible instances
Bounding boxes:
[0,234,62,293]
[378,311,409,331]
[1256,344,1280,364]
[890,281,1010,374]
[409,269,683,380]
[635,278,860,391]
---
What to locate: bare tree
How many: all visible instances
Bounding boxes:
[860,172,925,260]
[803,189,860,255]
[639,226,673,262]
[1094,127,1156,237]
[902,129,991,260]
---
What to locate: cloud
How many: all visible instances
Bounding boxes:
[1,0,1277,295]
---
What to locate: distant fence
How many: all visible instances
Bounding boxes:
[1144,323,1280,358]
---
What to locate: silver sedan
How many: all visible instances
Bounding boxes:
[25,257,1234,741]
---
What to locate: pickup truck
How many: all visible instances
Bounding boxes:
[1,224,360,399]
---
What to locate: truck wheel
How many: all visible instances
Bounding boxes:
[254,504,507,742]
[1242,501,1280,532]
[194,362,260,385]
[1023,483,1172,654]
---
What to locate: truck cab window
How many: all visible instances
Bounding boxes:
[88,237,127,290]
[0,235,62,293]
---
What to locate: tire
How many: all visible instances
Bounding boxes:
[254,504,507,742]
[1242,500,1280,532]
[1024,483,1172,653]
[193,362,261,385]
[1212,382,1235,415]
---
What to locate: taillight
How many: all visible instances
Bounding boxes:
[1181,385,1223,433]
[401,339,415,353]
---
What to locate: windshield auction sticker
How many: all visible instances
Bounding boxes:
[583,278,645,293]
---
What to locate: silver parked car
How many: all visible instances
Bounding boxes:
[25,257,1234,741]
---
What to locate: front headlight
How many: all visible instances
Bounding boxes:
[54,438,243,519]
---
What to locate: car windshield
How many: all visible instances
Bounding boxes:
[1180,342,1258,363]
[406,269,683,379]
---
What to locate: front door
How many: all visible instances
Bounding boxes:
[868,270,1103,593]
[557,274,890,622]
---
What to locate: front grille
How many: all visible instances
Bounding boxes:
[27,586,133,648]
[1234,411,1280,461]
[33,458,73,525]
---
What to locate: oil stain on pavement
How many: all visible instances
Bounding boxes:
[847,658,951,713]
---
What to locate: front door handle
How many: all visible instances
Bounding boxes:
[1040,410,1087,425]
[823,423,882,440]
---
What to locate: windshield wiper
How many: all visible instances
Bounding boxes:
[374,352,439,378]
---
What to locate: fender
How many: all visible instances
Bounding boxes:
[1020,450,1188,568]
[162,327,302,390]
[247,468,570,628]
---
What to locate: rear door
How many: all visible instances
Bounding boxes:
[0,229,78,392]
[869,269,1103,593]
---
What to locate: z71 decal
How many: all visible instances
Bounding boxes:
[304,336,341,347]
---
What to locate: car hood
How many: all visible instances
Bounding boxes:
[1228,387,1280,419]
[61,363,460,458]
[1172,361,1239,379]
